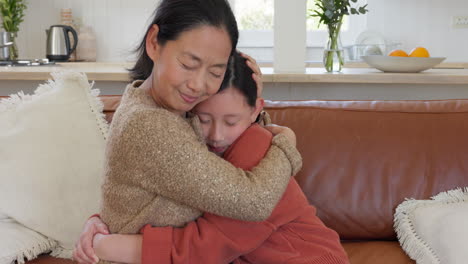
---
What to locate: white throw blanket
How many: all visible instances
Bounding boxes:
[0,213,57,264]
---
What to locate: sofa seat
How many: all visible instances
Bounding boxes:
[342,241,415,264]
[28,241,415,264]
[25,255,75,264]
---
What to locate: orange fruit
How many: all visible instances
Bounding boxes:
[388,49,409,57]
[409,47,430,57]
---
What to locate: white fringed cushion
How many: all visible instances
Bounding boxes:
[394,188,468,264]
[0,72,108,259]
[0,216,57,264]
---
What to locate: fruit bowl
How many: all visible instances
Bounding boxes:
[362,55,446,73]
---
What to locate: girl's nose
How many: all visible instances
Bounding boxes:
[209,123,224,142]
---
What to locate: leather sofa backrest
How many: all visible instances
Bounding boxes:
[100,97,468,240]
[262,99,468,240]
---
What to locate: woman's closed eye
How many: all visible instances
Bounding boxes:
[179,58,198,70]
[180,62,222,78]
[209,69,224,78]
[181,62,196,70]
[210,72,222,78]
[209,65,225,79]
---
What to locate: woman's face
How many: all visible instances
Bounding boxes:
[148,25,232,115]
[193,87,258,156]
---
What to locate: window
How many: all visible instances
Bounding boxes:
[232,0,274,47]
[231,0,368,62]
[235,0,273,30]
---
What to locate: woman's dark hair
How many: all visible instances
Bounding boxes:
[219,51,257,107]
[129,0,239,81]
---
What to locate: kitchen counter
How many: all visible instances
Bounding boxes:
[261,67,468,84]
[1,62,468,84]
[0,62,131,82]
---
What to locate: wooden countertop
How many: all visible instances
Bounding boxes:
[1,62,468,84]
[0,62,131,82]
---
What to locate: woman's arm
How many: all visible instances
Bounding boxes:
[119,110,302,222]
[87,125,290,264]
[75,211,274,264]
[89,214,274,264]
[77,179,306,264]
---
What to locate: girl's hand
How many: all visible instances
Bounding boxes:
[264,124,297,147]
[73,216,109,264]
[92,233,106,257]
[92,233,143,264]
[239,51,264,97]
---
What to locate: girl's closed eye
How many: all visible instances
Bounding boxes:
[225,118,239,127]
[199,117,212,124]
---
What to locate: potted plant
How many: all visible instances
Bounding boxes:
[0,0,27,60]
[309,0,367,72]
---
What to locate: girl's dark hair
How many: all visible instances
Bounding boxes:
[129,0,238,81]
[220,51,257,107]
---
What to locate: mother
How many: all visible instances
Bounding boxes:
[73,0,301,263]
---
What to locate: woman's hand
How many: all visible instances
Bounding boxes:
[265,124,297,147]
[73,216,109,264]
[239,51,263,97]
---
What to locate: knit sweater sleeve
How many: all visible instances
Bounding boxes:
[121,109,302,222]
[140,124,285,264]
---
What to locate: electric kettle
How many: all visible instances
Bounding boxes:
[46,25,78,61]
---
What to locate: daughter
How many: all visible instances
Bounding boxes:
[80,52,349,264]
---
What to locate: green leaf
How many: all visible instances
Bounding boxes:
[307,0,367,27]
[358,5,368,14]
[0,0,27,33]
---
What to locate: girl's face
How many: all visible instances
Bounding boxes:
[147,25,232,115]
[193,87,259,156]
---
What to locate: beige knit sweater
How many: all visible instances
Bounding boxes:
[100,81,302,235]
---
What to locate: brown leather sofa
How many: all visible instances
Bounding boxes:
[26,96,468,264]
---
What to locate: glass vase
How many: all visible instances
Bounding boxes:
[323,22,344,72]
[7,32,19,60]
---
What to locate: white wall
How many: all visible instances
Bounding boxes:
[15,0,160,62]
[366,0,468,61]
[9,0,468,62]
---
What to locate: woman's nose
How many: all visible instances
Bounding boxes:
[187,71,205,94]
